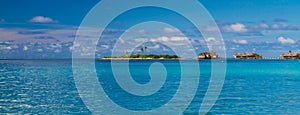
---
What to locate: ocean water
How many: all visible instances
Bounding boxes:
[0,59,300,114]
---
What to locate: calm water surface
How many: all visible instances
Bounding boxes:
[0,59,300,114]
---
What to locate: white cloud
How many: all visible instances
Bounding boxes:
[11,45,18,49]
[50,43,62,48]
[259,23,269,29]
[5,46,12,50]
[204,26,219,33]
[134,38,147,42]
[203,37,225,51]
[150,44,160,49]
[29,16,57,23]
[233,39,248,44]
[151,36,187,42]
[101,45,109,49]
[170,36,185,41]
[138,29,145,34]
[150,39,157,42]
[271,24,280,29]
[205,37,217,42]
[230,47,237,50]
[163,27,180,33]
[54,49,61,53]
[157,36,169,42]
[37,49,43,52]
[223,23,248,33]
[0,27,77,43]
[277,36,295,44]
[23,46,29,51]
[149,36,189,47]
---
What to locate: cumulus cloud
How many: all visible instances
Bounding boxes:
[37,49,43,52]
[29,16,57,23]
[233,39,248,44]
[220,22,300,36]
[170,36,185,41]
[223,23,248,33]
[0,27,77,43]
[101,45,109,49]
[49,43,62,48]
[205,37,217,42]
[138,29,145,34]
[0,25,95,59]
[277,36,295,44]
[271,24,280,29]
[151,36,186,42]
[149,44,160,49]
[157,36,169,42]
[259,23,269,29]
[253,23,299,31]
[0,46,12,50]
[23,46,29,51]
[163,27,180,33]
[268,24,300,30]
[203,26,219,33]
[54,49,61,53]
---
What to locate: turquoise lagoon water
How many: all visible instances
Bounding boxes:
[0,59,300,114]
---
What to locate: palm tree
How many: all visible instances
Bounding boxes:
[124,50,129,57]
[144,46,147,52]
[140,46,147,53]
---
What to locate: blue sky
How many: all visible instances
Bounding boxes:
[1,0,300,59]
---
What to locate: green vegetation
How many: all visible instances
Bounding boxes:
[102,46,179,59]
[103,54,179,59]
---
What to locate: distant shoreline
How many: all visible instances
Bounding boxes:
[100,57,181,60]
[0,58,300,60]
[99,58,300,61]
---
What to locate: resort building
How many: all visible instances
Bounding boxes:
[234,52,262,59]
[198,51,218,59]
[281,51,300,59]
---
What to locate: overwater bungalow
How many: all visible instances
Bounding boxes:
[234,52,262,59]
[198,51,218,59]
[281,51,300,59]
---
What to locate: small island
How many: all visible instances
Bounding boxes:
[101,54,180,60]
[100,46,180,60]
